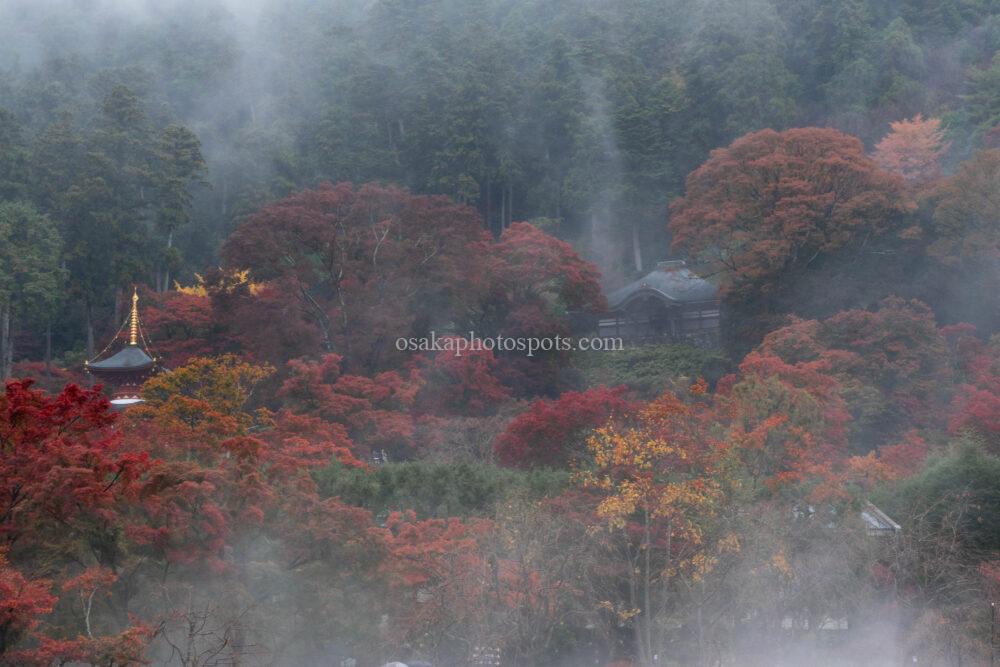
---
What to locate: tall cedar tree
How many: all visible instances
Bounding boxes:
[0,202,62,380]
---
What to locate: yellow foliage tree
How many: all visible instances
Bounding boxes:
[131,355,275,458]
[577,390,733,666]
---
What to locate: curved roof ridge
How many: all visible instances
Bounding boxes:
[606,261,718,310]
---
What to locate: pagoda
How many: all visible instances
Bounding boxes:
[85,288,160,408]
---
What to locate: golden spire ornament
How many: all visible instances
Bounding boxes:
[129,287,139,346]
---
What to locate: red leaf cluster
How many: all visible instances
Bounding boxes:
[495,386,631,467]
[413,339,511,416]
[279,353,423,458]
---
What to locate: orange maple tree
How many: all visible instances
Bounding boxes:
[872,114,950,186]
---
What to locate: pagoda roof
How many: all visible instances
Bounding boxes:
[88,345,155,373]
[607,260,717,311]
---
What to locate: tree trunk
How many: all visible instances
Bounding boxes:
[45,322,52,373]
[300,283,334,354]
[628,550,647,667]
[696,579,705,666]
[4,311,10,381]
[632,223,644,273]
[163,229,173,292]
[643,510,653,666]
[499,184,506,234]
[507,185,513,228]
[0,305,10,381]
[483,176,493,232]
[113,288,124,330]
[85,301,95,362]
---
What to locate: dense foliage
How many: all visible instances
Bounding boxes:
[4,0,1000,358]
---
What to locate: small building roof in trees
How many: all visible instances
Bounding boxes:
[606,260,718,310]
[861,501,901,536]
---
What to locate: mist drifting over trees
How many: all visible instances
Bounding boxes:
[4,0,1000,665]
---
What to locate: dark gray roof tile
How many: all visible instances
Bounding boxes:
[88,345,155,371]
[607,260,718,310]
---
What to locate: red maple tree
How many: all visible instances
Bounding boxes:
[222,182,491,372]
[0,548,55,659]
[413,339,511,416]
[669,128,912,299]
[278,353,423,458]
[494,386,631,467]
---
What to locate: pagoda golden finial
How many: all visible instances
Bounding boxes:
[129,287,139,346]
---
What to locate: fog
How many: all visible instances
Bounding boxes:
[3,0,987,285]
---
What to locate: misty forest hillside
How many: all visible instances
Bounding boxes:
[4,0,1000,665]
